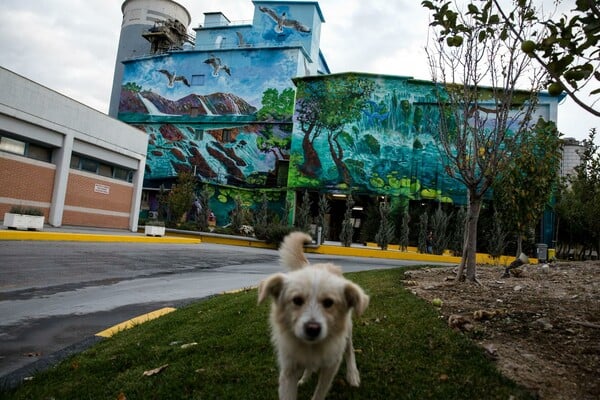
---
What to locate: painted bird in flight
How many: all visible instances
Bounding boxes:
[259,6,311,33]
[158,69,190,87]
[204,54,231,77]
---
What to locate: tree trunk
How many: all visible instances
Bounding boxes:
[515,236,523,258]
[300,131,322,178]
[456,193,482,282]
[328,132,352,184]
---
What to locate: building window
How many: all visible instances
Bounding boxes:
[113,167,134,182]
[80,157,99,173]
[70,153,133,182]
[0,136,26,155]
[191,74,205,86]
[0,134,52,162]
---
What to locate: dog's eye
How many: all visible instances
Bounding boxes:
[322,298,334,308]
[292,296,304,306]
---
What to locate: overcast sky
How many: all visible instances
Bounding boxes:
[0,0,597,143]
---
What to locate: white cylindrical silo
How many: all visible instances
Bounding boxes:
[109,0,191,117]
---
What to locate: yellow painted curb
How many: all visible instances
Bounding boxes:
[0,231,201,244]
[191,234,276,249]
[95,307,177,338]
[305,245,536,265]
[222,286,257,295]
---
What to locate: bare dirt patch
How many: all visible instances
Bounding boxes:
[404,261,600,400]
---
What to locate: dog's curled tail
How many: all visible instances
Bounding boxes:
[279,232,312,270]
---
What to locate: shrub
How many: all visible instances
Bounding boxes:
[8,205,44,216]
[145,219,165,227]
[263,225,299,245]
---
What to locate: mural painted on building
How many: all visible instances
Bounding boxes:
[207,185,288,227]
[289,73,554,205]
[117,3,316,185]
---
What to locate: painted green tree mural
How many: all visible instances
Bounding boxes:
[294,75,375,182]
[257,88,296,121]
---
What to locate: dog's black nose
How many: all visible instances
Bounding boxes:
[304,321,321,339]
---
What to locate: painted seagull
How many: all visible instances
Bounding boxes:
[204,54,231,77]
[236,31,252,47]
[259,6,311,33]
[158,69,190,87]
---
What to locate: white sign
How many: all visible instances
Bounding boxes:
[94,183,110,195]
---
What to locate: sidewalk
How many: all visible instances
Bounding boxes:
[0,225,201,244]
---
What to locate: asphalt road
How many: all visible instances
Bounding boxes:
[0,240,425,386]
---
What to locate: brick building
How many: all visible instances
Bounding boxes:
[0,67,147,230]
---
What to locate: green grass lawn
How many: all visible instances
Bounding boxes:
[0,268,534,399]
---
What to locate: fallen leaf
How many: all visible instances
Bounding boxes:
[143,364,169,376]
[180,342,198,349]
[117,392,127,400]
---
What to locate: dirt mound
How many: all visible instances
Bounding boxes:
[405,261,600,400]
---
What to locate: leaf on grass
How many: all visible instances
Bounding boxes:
[180,342,198,349]
[117,392,127,400]
[143,364,169,376]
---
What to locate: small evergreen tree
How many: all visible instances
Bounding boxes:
[317,194,330,244]
[339,194,355,247]
[418,212,429,253]
[230,196,251,234]
[375,198,395,250]
[254,192,269,239]
[157,184,169,222]
[487,207,509,263]
[359,203,380,244]
[196,184,212,232]
[295,190,312,232]
[167,172,196,226]
[281,197,293,227]
[430,207,450,255]
[399,207,410,251]
[449,206,466,256]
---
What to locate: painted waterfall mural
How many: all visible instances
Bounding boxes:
[117,3,316,185]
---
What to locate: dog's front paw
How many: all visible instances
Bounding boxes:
[346,369,360,387]
[299,369,311,385]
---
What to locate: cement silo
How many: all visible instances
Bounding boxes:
[109,0,192,117]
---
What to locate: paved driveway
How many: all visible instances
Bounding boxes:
[0,240,427,385]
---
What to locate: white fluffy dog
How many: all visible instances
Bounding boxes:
[258,232,369,400]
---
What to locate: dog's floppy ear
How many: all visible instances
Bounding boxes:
[344,282,369,317]
[258,273,286,304]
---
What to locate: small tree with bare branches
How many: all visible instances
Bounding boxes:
[424,0,547,281]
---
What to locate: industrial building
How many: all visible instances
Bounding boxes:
[108,0,564,245]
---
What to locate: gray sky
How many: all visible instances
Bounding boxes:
[0,0,597,142]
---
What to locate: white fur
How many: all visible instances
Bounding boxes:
[258,232,369,400]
